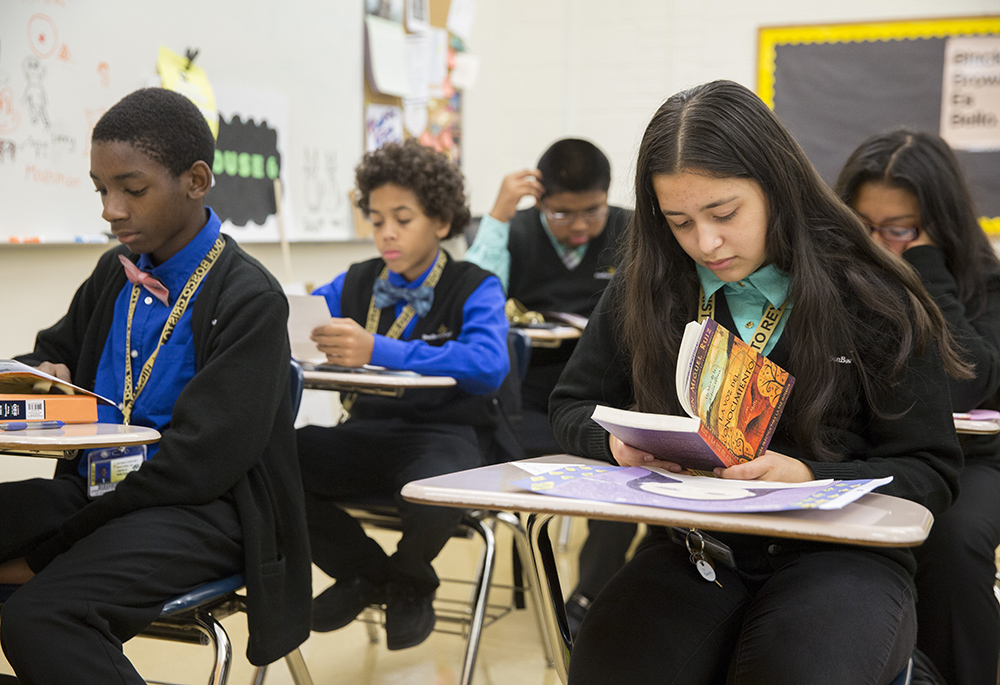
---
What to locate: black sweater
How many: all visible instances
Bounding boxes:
[550,276,963,580]
[903,245,1000,463]
[16,238,311,665]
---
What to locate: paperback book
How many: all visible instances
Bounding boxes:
[592,318,795,471]
[0,360,115,424]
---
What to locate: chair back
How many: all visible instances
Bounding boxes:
[290,359,305,418]
[508,328,532,383]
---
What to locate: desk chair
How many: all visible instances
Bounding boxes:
[139,359,311,685]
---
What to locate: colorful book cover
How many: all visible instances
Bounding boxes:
[512,464,891,514]
[687,319,794,465]
[0,394,97,424]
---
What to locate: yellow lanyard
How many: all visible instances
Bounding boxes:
[341,251,447,415]
[122,236,225,425]
[698,286,788,354]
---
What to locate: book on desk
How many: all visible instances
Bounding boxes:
[592,319,794,473]
[0,360,116,424]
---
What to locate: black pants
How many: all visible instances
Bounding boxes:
[516,406,562,458]
[915,458,1000,685]
[0,475,243,685]
[574,519,640,600]
[569,529,916,685]
[298,418,485,593]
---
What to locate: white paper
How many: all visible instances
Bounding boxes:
[406,32,432,100]
[428,28,449,98]
[403,97,429,136]
[449,52,480,90]
[446,0,477,42]
[405,0,430,33]
[365,103,404,151]
[940,35,1000,151]
[365,15,411,98]
[286,295,333,364]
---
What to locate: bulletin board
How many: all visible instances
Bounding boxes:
[0,0,365,244]
[757,16,1000,234]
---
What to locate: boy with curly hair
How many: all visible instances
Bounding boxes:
[297,139,509,649]
[0,88,310,683]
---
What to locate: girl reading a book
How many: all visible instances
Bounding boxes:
[837,129,1000,685]
[550,80,968,684]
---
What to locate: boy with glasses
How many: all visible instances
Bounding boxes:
[465,138,635,635]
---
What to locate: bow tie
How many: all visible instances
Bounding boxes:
[373,279,434,317]
[119,255,170,306]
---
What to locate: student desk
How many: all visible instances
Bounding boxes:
[0,423,161,460]
[401,454,933,683]
[302,368,457,397]
[517,326,582,349]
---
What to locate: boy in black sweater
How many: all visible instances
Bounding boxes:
[0,88,310,684]
[465,138,635,635]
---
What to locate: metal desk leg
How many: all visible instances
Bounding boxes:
[525,513,572,684]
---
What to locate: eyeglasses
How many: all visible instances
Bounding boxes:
[868,225,919,243]
[542,205,610,227]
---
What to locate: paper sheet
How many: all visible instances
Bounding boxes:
[286,295,333,364]
[365,15,411,98]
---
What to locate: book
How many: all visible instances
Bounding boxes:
[0,360,116,425]
[591,319,795,471]
[0,394,97,424]
[510,462,891,514]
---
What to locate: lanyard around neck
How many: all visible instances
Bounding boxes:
[340,250,448,415]
[122,236,225,425]
[698,286,788,354]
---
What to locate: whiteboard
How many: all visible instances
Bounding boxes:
[0,0,363,243]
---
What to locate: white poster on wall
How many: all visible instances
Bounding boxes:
[941,35,1000,152]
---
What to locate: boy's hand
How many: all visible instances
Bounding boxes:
[714,451,814,482]
[0,558,35,584]
[311,318,375,367]
[37,362,71,383]
[489,169,544,223]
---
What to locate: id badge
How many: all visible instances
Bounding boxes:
[88,445,147,499]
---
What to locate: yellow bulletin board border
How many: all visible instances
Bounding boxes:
[757,16,1000,234]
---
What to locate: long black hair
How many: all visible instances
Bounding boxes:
[622,80,968,462]
[835,128,999,311]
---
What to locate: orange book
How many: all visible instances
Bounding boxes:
[0,393,98,424]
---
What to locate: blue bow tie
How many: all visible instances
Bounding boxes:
[373,279,435,317]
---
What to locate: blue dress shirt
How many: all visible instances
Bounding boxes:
[85,208,222,473]
[312,251,509,395]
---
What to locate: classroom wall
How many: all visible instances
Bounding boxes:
[460,0,1000,214]
[3,0,998,357]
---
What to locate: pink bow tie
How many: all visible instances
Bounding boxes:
[118,255,170,306]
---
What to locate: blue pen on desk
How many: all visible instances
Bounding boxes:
[0,420,65,431]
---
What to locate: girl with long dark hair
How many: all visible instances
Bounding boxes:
[550,81,968,684]
[837,128,1000,685]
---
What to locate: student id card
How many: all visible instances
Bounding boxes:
[88,445,147,499]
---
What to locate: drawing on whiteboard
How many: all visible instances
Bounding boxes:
[0,139,15,163]
[27,14,58,60]
[24,136,48,159]
[97,62,110,88]
[302,148,344,235]
[0,85,21,134]
[23,56,50,129]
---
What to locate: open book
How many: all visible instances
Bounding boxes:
[592,319,795,471]
[0,360,117,424]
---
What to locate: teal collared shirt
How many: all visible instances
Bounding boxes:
[696,263,792,356]
[464,212,589,293]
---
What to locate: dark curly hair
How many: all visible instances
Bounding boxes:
[354,139,470,238]
[92,88,215,177]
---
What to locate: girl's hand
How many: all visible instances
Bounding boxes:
[311,318,375,367]
[714,450,815,482]
[609,434,687,472]
[0,557,35,584]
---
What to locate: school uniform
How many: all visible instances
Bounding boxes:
[0,209,311,684]
[550,268,963,685]
[903,245,1000,685]
[298,251,509,594]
